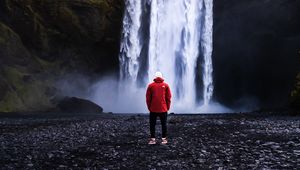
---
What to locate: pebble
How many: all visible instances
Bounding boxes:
[0,114,299,169]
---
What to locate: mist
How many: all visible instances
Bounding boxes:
[53,72,266,113]
[90,77,231,113]
[55,73,238,113]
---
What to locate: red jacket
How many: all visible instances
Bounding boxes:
[146,77,172,113]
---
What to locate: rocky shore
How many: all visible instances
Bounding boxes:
[0,113,299,169]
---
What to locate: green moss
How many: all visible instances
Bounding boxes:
[33,55,55,70]
[0,91,25,112]
[0,36,5,44]
[18,80,53,111]
[88,0,107,6]
[0,82,54,112]
[88,0,110,14]
[0,22,16,36]
[0,67,25,112]
[0,67,54,112]
[3,67,24,90]
[0,23,10,44]
[0,22,23,46]
[0,0,122,112]
[60,6,81,26]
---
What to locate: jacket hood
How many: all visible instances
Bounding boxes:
[154,77,164,83]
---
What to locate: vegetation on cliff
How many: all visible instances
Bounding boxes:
[0,0,124,112]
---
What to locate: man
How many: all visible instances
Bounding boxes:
[146,71,172,145]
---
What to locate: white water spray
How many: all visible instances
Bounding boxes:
[118,0,214,113]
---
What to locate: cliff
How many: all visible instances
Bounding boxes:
[0,0,124,112]
[213,0,300,109]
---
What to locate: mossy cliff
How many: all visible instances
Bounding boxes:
[0,0,124,112]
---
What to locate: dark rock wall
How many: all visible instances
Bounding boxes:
[213,0,300,109]
[0,0,123,72]
[0,0,124,112]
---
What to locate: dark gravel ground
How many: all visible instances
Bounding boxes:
[0,113,300,169]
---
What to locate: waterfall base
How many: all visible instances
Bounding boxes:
[90,77,231,113]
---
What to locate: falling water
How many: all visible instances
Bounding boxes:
[119,0,142,82]
[201,0,214,105]
[119,0,214,112]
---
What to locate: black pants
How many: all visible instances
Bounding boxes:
[150,112,167,138]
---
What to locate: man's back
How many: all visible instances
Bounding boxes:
[146,77,171,113]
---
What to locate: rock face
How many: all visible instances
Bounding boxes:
[0,0,124,112]
[57,97,103,113]
[213,0,300,109]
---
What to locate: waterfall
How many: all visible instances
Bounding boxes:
[119,0,214,112]
[119,0,142,82]
[201,0,214,105]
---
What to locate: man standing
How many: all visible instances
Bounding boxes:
[146,71,172,145]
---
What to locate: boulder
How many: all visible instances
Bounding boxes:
[57,97,103,114]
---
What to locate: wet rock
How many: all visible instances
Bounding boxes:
[56,97,103,114]
[27,163,33,167]
[168,117,183,124]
